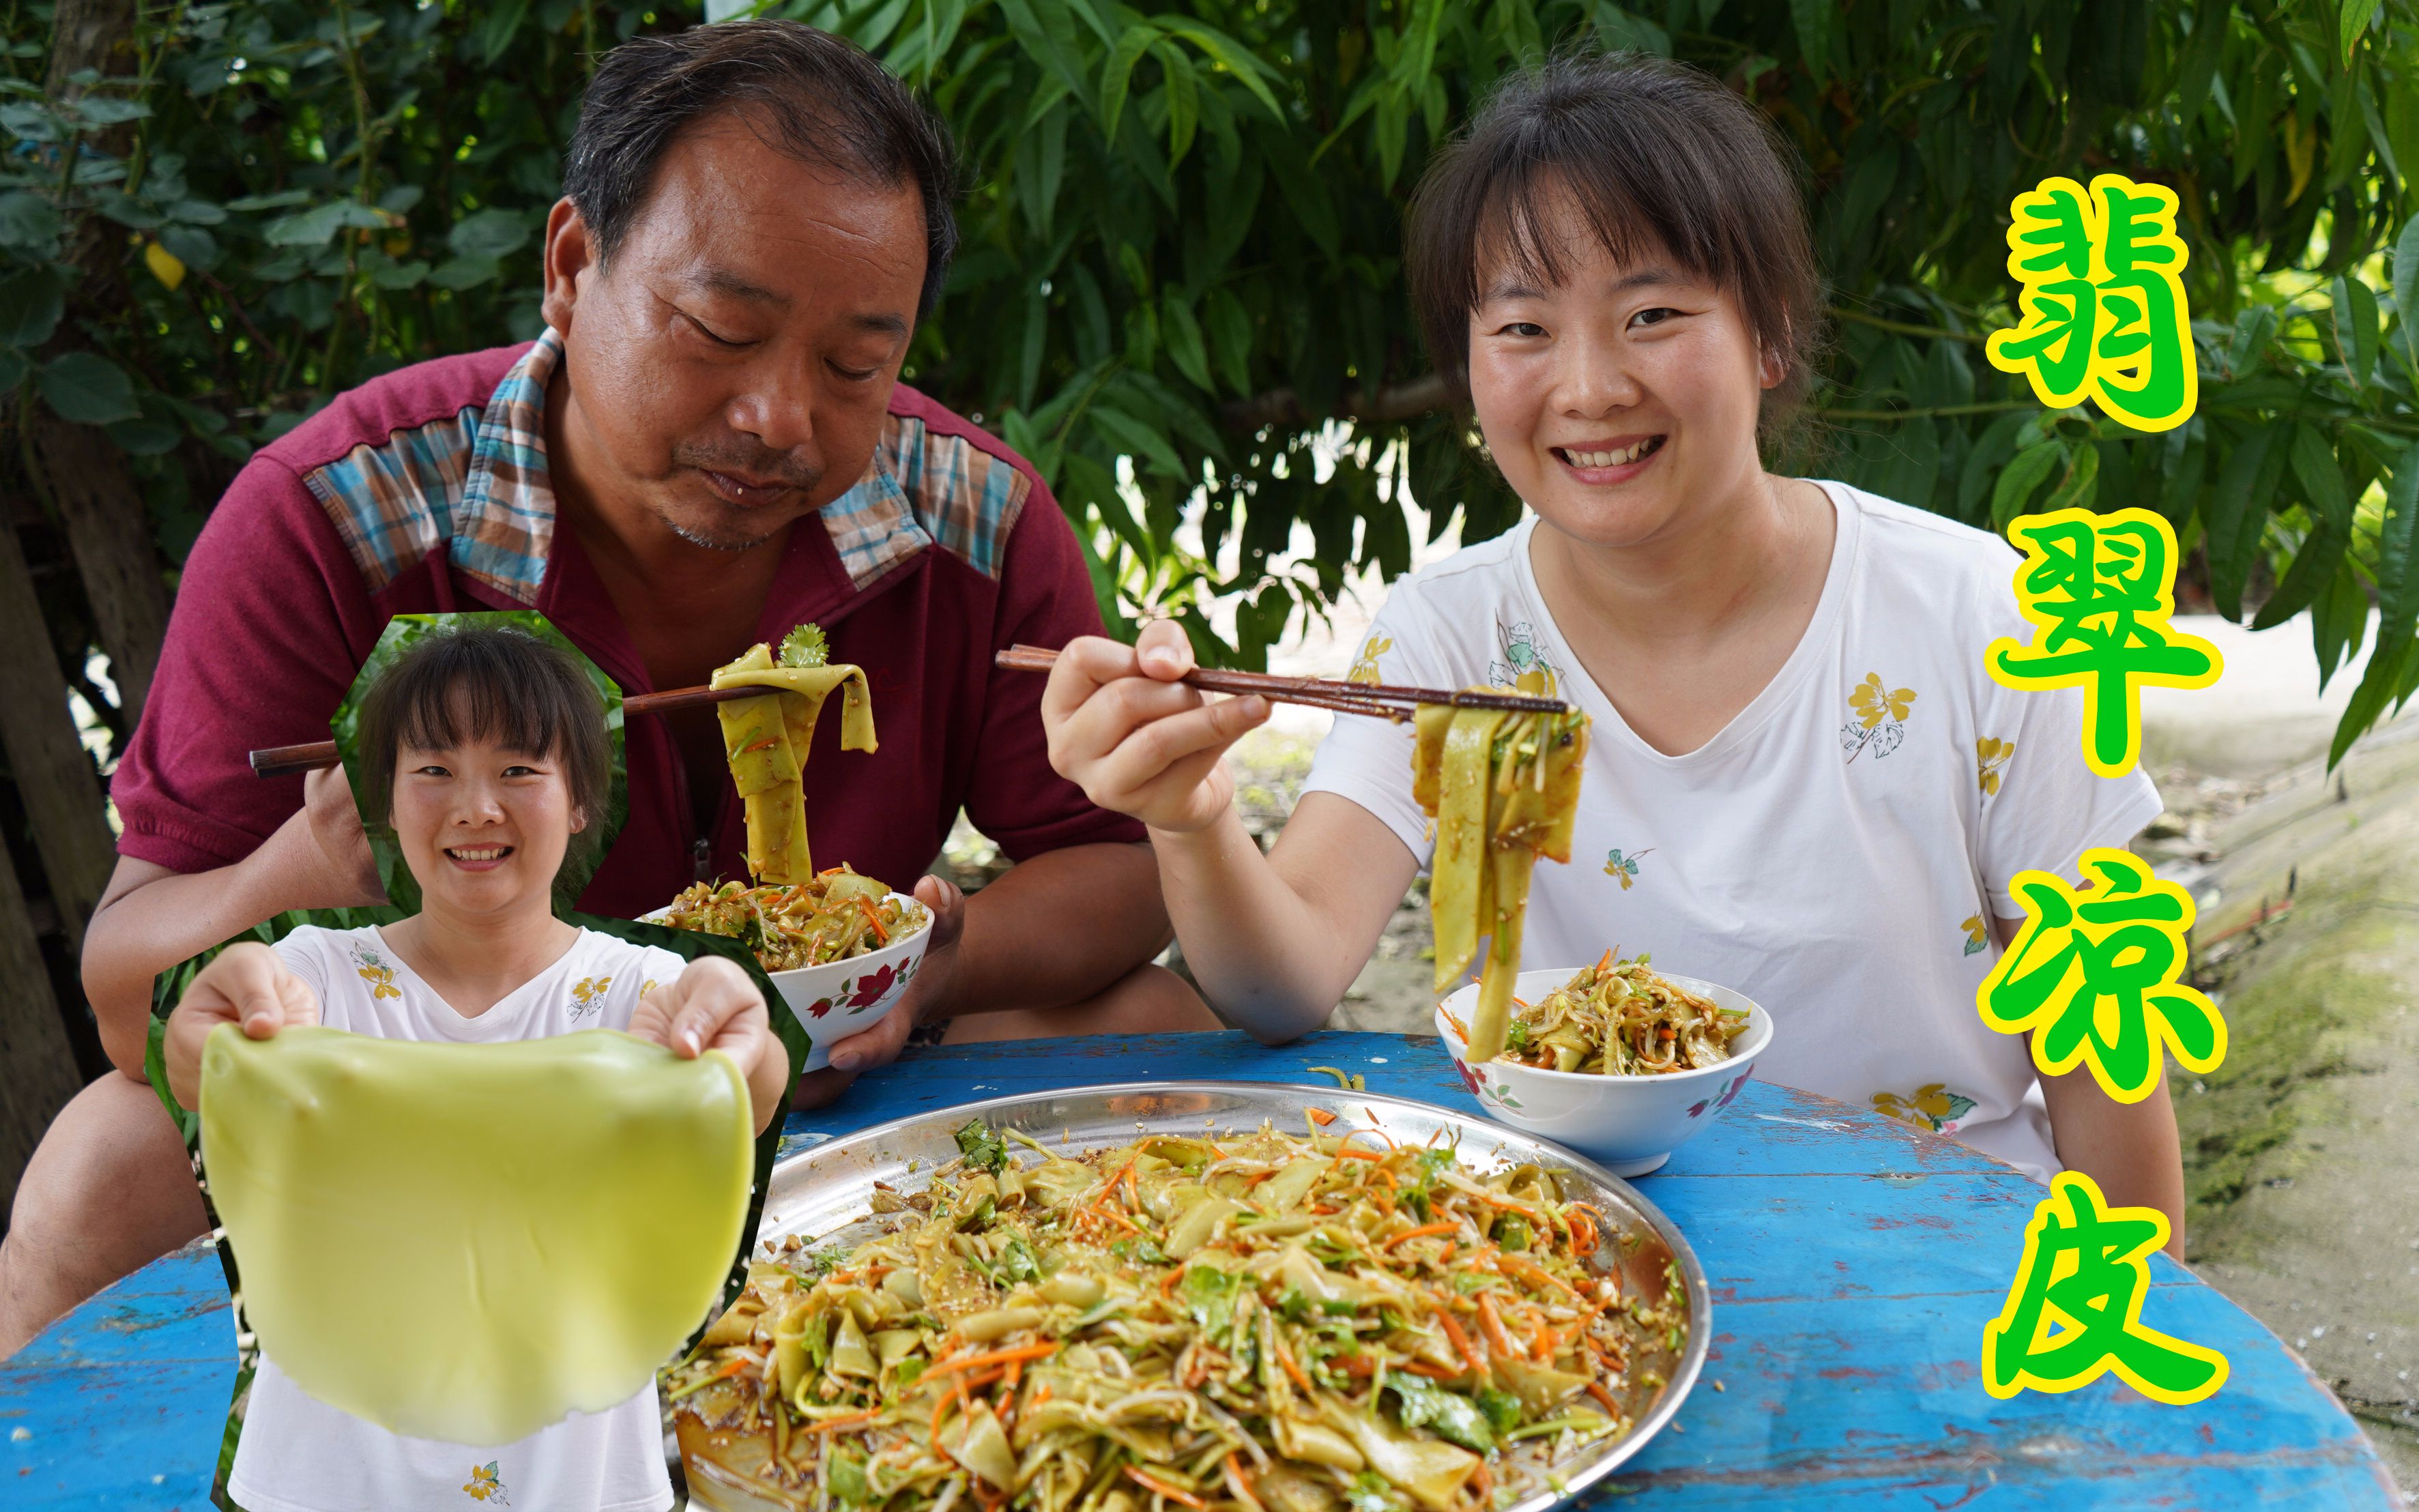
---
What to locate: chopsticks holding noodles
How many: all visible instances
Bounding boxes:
[990,643,1571,723]
[246,683,770,779]
[246,645,1576,779]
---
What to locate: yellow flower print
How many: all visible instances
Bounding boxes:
[463,1461,510,1504]
[1872,1084,1978,1133]
[1960,914,1990,957]
[357,963,401,1001]
[1603,847,1654,890]
[569,976,611,1022]
[1849,672,1917,729]
[1346,635,1392,686]
[1976,736,2014,795]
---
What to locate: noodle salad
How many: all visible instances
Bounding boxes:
[658,866,925,973]
[1487,955,1749,1077]
[664,1122,1687,1512]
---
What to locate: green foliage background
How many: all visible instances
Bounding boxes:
[9,0,2419,771]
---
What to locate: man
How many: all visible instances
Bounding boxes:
[0,20,1213,1358]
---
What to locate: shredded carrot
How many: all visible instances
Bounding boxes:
[1306,1108,1337,1126]
[739,737,779,755]
[1476,1292,1520,1358]
[1595,949,1613,974]
[1330,1146,1383,1163]
[1500,1255,1578,1297]
[1127,1468,1208,1509]
[800,1409,880,1436]
[1442,1007,1469,1043]
[1586,1380,1622,1416]
[1032,1382,1052,1408]
[710,1354,751,1380]
[1087,1203,1143,1234]
[1469,1461,1492,1504]
[820,865,848,876]
[1436,1309,1486,1376]
[1385,1222,1460,1250]
[1402,1358,1462,1380]
[856,896,890,944]
[926,1342,1059,1381]
[1274,1337,1314,1391]
[1161,1266,1189,1295]
[1224,1454,1266,1512]
[1360,1116,1397,1147]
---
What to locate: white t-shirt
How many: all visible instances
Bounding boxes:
[1303,482,2164,1182]
[226,923,689,1512]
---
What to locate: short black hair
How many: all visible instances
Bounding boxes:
[356,625,613,884]
[1405,52,1825,449]
[564,19,959,321]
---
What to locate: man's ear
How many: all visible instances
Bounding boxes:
[539,198,596,336]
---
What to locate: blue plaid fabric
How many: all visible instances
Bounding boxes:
[303,332,1030,601]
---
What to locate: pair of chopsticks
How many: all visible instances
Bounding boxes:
[245,645,1574,779]
[991,643,1571,723]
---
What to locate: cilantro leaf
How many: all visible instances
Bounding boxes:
[779,622,830,667]
[953,1118,1009,1173]
[1475,1387,1523,1435]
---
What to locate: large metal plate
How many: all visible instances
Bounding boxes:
[744,1081,1709,1512]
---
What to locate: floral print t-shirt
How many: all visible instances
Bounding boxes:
[225,924,686,1512]
[1302,482,2163,1182]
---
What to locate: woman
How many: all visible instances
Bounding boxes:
[1039,53,2179,1243]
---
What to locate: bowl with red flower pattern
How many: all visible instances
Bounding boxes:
[641,895,932,1074]
[1434,968,1774,1178]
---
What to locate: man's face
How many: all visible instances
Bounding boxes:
[542,113,928,551]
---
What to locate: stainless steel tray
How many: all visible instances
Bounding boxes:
[736,1081,1707,1512]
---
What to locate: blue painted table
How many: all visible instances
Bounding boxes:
[4,1032,2402,1509]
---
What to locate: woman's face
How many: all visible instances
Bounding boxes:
[388,732,584,916]
[1465,192,1784,549]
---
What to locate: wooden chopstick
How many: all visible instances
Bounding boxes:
[247,683,770,779]
[250,646,1574,779]
[993,645,1572,718]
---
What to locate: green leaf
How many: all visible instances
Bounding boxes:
[1204,286,1252,396]
[1387,1377,1496,1455]
[2250,519,2347,630]
[2038,440,2100,515]
[0,190,61,249]
[2332,274,2379,386]
[2205,422,2277,618]
[2330,630,2415,770]
[2340,0,2380,60]
[105,417,182,455]
[2225,304,2277,378]
[427,256,502,291]
[952,1118,1008,1173]
[2375,440,2419,643]
[1791,0,1834,76]
[0,347,25,391]
[73,96,151,126]
[1163,23,1284,124]
[1991,440,2064,532]
[1088,403,1188,479]
[2289,422,2352,530]
[448,207,532,262]
[263,200,387,248]
[1099,22,1158,139]
[2312,554,2366,693]
[1958,410,2029,524]
[37,352,140,426]
[477,0,533,66]
[1161,294,1213,391]
[2395,212,2419,375]
[0,268,63,349]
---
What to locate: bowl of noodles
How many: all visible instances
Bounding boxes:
[645,867,934,1073]
[1434,955,1773,1178]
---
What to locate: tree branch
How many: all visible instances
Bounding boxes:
[1221,373,1453,431]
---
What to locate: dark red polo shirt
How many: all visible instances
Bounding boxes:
[111,331,1144,918]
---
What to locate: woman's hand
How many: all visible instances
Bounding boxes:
[1040,620,1271,837]
[790,874,966,1109]
[633,955,790,1133]
[164,942,321,1112]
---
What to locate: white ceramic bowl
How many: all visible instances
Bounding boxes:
[1435,968,1775,1177]
[641,895,933,1074]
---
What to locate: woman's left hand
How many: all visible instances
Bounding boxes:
[633,956,790,1133]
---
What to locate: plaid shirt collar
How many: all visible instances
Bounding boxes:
[463,328,931,601]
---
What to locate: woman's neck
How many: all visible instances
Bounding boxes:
[1527,462,1836,757]
[382,897,579,1019]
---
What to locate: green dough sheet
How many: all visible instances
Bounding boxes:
[199,1026,754,1446]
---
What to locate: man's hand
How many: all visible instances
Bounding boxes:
[163,943,321,1112]
[790,874,966,1109]
[632,956,790,1133]
[300,764,388,907]
[1041,622,1269,837]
